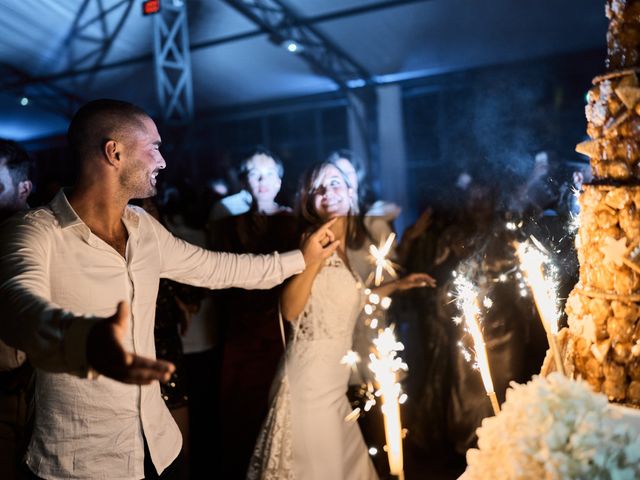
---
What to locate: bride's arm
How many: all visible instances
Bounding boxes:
[281,221,340,321]
[280,260,324,321]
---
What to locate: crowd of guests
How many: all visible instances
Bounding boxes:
[135,146,582,477]
[145,147,433,478]
[0,98,587,479]
[398,152,585,469]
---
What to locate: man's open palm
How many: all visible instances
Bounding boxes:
[87,302,175,385]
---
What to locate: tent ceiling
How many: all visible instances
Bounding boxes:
[0,0,607,141]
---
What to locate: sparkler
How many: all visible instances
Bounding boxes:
[369,327,407,479]
[515,238,566,375]
[369,232,399,286]
[363,233,406,478]
[453,274,500,415]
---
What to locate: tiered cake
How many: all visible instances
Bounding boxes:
[460,5,640,476]
[565,0,640,405]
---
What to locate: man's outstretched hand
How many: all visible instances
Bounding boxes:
[300,217,340,266]
[86,302,175,385]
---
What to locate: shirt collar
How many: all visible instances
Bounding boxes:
[49,189,86,231]
[122,205,141,236]
[49,188,142,238]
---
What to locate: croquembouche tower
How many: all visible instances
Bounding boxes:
[564,0,640,405]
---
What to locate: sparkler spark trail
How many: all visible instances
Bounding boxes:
[369,327,407,478]
[452,274,500,415]
[568,186,581,233]
[515,238,566,375]
[568,212,581,234]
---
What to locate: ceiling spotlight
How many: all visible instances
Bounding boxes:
[20,97,29,106]
[284,40,302,53]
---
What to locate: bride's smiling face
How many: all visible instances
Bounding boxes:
[311,164,354,220]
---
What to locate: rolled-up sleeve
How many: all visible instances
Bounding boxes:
[148,215,305,289]
[0,214,93,375]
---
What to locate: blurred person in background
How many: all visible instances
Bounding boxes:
[211,147,297,478]
[0,139,32,222]
[0,138,33,480]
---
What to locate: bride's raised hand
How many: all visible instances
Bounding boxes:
[300,218,340,266]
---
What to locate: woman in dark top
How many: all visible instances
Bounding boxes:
[210,148,298,479]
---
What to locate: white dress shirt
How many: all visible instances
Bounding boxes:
[0,190,305,480]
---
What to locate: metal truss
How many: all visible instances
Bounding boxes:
[57,0,134,90]
[0,0,132,116]
[8,0,428,89]
[153,0,194,125]
[222,0,374,92]
[222,0,379,177]
[0,63,84,119]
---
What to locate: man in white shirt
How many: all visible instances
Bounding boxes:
[0,99,338,480]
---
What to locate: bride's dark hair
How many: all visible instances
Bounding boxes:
[296,160,371,249]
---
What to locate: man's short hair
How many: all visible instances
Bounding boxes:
[0,138,33,186]
[238,146,284,180]
[67,99,149,162]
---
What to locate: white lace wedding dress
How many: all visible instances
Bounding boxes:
[247,252,379,480]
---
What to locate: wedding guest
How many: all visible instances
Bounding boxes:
[213,148,297,478]
[326,151,431,385]
[328,149,430,278]
[440,180,544,454]
[0,139,34,480]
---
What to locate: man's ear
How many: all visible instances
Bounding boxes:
[104,139,120,167]
[17,180,32,202]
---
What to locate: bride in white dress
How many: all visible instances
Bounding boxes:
[248,161,435,480]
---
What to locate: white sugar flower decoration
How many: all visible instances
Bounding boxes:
[464,374,640,480]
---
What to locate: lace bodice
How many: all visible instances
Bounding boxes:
[292,252,363,343]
